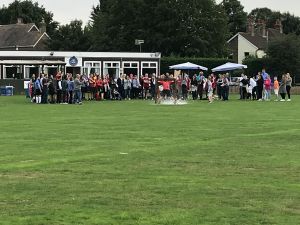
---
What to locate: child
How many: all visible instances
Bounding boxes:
[273,76,279,101]
[207,76,213,103]
[247,84,253,100]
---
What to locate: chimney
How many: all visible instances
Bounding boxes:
[17,18,23,24]
[262,20,267,37]
[247,16,255,36]
[40,19,46,33]
[275,19,283,34]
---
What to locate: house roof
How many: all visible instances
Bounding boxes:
[0,23,49,48]
[228,28,284,50]
[239,32,268,50]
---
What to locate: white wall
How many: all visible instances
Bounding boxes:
[238,35,258,64]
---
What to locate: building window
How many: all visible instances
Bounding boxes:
[244,52,250,57]
[141,61,158,77]
[84,61,101,76]
[3,65,23,79]
[103,61,120,79]
[25,65,40,79]
[122,61,139,77]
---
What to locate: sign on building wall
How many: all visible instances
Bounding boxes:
[65,56,82,67]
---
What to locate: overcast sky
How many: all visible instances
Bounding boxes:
[1,0,300,25]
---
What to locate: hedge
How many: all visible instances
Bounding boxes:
[243,57,300,84]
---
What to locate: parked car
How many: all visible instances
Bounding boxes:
[229,77,240,86]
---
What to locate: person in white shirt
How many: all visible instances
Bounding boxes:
[249,76,257,100]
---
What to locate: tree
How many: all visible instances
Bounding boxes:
[48,20,91,51]
[267,34,300,78]
[249,8,300,35]
[89,0,229,57]
[0,0,58,36]
[221,0,247,35]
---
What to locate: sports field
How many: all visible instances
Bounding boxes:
[0,96,299,225]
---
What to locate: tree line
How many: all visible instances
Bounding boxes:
[1,0,300,58]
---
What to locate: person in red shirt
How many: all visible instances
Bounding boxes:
[96,75,104,100]
[142,73,151,100]
[159,78,174,99]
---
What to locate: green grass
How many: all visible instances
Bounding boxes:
[0,96,299,225]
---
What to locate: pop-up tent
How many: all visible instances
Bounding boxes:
[169,62,208,71]
[212,62,247,72]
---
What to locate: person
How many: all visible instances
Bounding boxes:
[264,75,271,101]
[240,74,249,100]
[150,75,156,100]
[191,75,198,100]
[35,75,42,104]
[30,74,36,102]
[74,74,84,104]
[246,82,253,100]
[89,74,97,100]
[197,71,205,100]
[256,74,264,101]
[207,75,213,103]
[48,75,56,104]
[142,73,151,100]
[279,74,287,102]
[103,75,110,100]
[238,74,244,99]
[211,74,217,97]
[56,73,62,104]
[217,74,223,100]
[158,78,174,100]
[249,75,257,100]
[262,69,269,80]
[123,75,132,100]
[221,74,229,101]
[62,75,69,104]
[273,76,279,101]
[286,73,292,101]
[181,74,189,100]
[68,76,74,104]
[132,75,140,99]
[96,75,104,100]
[41,74,49,104]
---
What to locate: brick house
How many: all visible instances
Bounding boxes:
[0,18,50,51]
[227,19,284,64]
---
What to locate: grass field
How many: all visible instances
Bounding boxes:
[0,96,299,225]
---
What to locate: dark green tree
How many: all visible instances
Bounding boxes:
[267,34,300,78]
[48,20,91,51]
[89,0,229,57]
[249,8,300,35]
[281,13,300,35]
[221,0,247,35]
[0,0,58,36]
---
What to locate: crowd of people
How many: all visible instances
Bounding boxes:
[236,70,293,102]
[28,69,293,104]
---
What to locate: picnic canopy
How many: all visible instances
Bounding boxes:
[169,62,208,71]
[211,62,247,72]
